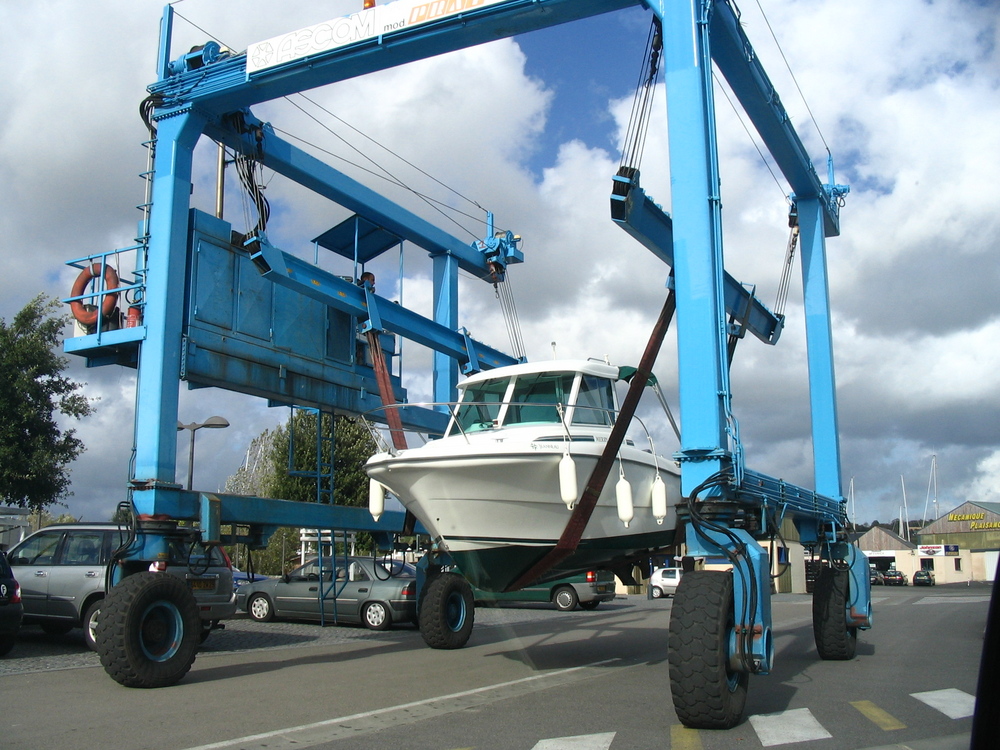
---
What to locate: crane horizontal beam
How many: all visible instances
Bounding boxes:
[611,173,783,344]
[150,0,641,112]
[708,1,844,236]
[247,235,518,372]
[204,116,503,280]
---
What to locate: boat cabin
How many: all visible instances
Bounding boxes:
[447,360,623,436]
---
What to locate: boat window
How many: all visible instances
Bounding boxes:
[505,373,573,426]
[453,377,510,433]
[573,376,615,425]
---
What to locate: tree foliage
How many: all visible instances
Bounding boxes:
[262,409,376,507]
[0,295,94,512]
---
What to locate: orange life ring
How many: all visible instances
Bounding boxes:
[70,263,120,326]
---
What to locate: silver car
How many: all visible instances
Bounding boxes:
[7,523,236,650]
[237,557,417,630]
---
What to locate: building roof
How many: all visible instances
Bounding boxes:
[855,524,917,551]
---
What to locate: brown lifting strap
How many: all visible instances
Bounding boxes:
[505,288,676,592]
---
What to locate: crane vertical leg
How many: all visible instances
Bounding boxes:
[655,0,775,727]
[132,108,208,517]
[432,251,459,406]
[797,197,843,498]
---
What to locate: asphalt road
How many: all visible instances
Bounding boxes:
[1,583,990,750]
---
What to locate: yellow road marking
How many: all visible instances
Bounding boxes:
[850,700,906,730]
[670,724,703,750]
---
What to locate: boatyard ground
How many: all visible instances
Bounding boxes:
[1,584,987,750]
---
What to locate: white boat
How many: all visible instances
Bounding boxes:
[365,359,681,592]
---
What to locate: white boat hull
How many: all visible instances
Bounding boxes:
[366,434,681,591]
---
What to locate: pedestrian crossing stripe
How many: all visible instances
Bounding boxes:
[850,700,906,730]
[911,688,976,719]
[669,724,703,750]
[749,708,832,746]
[531,732,615,750]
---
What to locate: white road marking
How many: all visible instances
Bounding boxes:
[749,707,832,746]
[913,596,991,605]
[181,658,621,750]
[532,732,616,749]
[911,688,976,719]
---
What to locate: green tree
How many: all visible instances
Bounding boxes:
[263,410,376,507]
[0,295,94,513]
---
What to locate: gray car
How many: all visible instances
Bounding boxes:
[7,523,236,650]
[237,557,417,630]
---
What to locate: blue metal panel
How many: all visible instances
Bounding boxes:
[797,198,843,498]
[312,215,402,263]
[433,251,460,403]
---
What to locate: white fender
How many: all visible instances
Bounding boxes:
[616,476,634,528]
[651,474,668,525]
[368,477,385,522]
[559,453,578,509]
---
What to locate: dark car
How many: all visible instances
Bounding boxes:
[883,570,908,586]
[236,557,416,630]
[472,570,617,611]
[912,570,936,586]
[0,549,23,656]
[869,569,885,585]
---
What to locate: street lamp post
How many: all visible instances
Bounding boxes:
[177,416,230,491]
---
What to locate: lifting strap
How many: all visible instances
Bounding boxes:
[366,329,415,534]
[505,288,677,592]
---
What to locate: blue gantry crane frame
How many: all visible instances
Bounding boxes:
[64,0,871,722]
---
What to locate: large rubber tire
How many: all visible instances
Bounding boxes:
[83,598,102,652]
[0,633,15,657]
[668,571,748,729]
[419,573,474,649]
[579,600,601,611]
[247,593,275,623]
[813,566,858,660]
[96,572,201,688]
[362,601,392,631]
[553,586,579,611]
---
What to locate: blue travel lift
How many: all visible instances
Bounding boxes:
[64,0,870,730]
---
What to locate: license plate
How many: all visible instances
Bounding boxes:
[188,579,215,591]
[596,585,608,593]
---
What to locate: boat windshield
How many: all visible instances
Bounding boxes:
[454,377,509,433]
[450,371,617,435]
[573,375,616,426]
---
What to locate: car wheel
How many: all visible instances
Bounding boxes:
[668,571,748,729]
[83,598,102,652]
[553,586,579,611]
[40,621,74,636]
[652,586,664,599]
[96,571,201,688]
[419,572,475,649]
[363,601,392,631]
[248,593,275,623]
[813,566,857,660]
[579,600,601,611]
[0,633,16,657]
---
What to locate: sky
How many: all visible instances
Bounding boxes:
[1,0,998,528]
